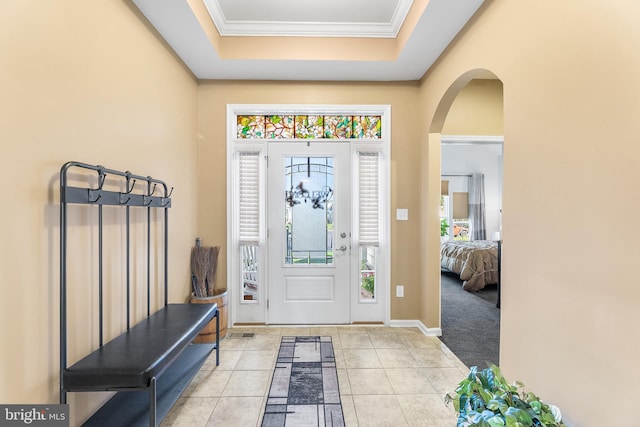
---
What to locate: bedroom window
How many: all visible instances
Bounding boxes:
[440,195,450,227]
[452,192,471,241]
[441,191,472,241]
[452,220,471,241]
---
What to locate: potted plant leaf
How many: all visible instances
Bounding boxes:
[441,218,450,237]
[445,365,564,427]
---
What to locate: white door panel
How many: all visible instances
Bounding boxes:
[267,143,351,324]
[284,277,334,301]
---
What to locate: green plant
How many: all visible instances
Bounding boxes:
[445,365,564,427]
[441,218,450,236]
[361,273,375,297]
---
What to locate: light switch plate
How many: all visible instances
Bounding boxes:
[396,209,408,221]
[396,285,404,297]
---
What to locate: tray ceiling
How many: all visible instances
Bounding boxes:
[132,0,485,81]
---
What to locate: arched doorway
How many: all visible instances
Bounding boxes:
[428,69,504,367]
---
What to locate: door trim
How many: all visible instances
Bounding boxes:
[226,104,391,326]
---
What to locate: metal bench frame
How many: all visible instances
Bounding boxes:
[59,161,218,426]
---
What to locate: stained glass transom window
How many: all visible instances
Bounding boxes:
[324,116,353,139]
[266,115,295,139]
[237,114,381,140]
[295,115,324,139]
[237,115,265,139]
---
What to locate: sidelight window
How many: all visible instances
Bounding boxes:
[358,152,380,301]
[238,152,260,301]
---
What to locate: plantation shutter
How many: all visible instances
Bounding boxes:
[452,192,469,219]
[359,152,380,246]
[239,152,260,244]
[441,180,449,195]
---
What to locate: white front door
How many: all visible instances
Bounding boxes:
[267,142,351,324]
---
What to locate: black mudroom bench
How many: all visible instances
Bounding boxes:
[64,304,218,426]
[63,304,218,392]
[59,162,219,427]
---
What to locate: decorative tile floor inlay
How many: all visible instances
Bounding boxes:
[261,336,344,427]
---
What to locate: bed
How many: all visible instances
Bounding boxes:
[440,240,499,291]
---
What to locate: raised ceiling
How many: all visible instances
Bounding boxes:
[132,0,485,81]
[207,0,414,38]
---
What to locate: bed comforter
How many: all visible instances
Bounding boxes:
[440,240,499,291]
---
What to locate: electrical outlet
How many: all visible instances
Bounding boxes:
[396,285,404,298]
[396,209,409,221]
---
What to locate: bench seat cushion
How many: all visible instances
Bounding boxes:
[63,303,217,391]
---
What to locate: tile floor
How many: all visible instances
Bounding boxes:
[162,326,469,427]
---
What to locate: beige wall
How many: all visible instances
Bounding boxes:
[442,79,504,135]
[0,1,198,425]
[4,0,638,425]
[419,1,640,425]
[197,81,423,321]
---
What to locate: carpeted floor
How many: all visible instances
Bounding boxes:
[439,272,500,369]
[262,336,344,427]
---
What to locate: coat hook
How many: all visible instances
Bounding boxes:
[144,196,153,206]
[167,187,174,197]
[120,195,131,205]
[97,166,106,190]
[125,172,136,194]
[89,193,102,203]
[147,182,157,197]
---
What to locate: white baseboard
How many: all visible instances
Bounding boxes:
[389,319,442,336]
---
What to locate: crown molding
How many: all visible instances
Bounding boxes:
[205,0,413,38]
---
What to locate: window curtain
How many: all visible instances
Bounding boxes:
[469,173,486,240]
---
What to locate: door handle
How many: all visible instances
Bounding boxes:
[337,245,348,252]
